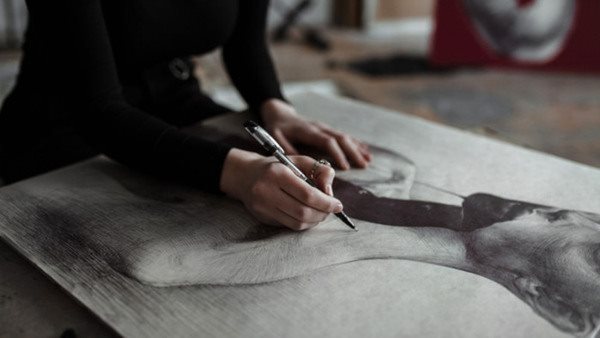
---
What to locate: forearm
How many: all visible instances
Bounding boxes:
[222,46,285,112]
[79,97,232,193]
[221,0,285,111]
[259,98,297,124]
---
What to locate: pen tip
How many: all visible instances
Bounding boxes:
[335,212,357,231]
[339,213,357,231]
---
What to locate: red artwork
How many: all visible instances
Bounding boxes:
[431,0,600,73]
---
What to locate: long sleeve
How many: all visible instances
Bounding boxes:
[27,0,231,192]
[222,0,286,112]
[139,58,232,128]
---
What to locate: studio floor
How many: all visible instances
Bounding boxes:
[263,30,600,168]
[0,28,599,336]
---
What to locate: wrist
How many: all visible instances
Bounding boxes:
[220,148,264,200]
[260,98,297,126]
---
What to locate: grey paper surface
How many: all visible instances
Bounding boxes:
[1,93,599,337]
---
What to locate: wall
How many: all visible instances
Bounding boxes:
[268,0,333,28]
[375,0,435,20]
[0,0,27,49]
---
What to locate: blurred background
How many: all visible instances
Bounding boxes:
[1,0,599,168]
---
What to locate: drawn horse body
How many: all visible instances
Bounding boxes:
[4,138,599,337]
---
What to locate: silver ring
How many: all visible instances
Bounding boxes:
[319,159,331,167]
[310,159,331,180]
[168,58,191,80]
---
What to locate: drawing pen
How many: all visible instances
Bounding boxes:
[243,120,357,231]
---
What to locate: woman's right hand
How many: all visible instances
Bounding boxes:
[220,148,343,231]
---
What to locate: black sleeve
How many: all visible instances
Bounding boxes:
[34,0,232,192]
[222,0,286,112]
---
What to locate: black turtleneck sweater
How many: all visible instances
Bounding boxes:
[0,0,285,192]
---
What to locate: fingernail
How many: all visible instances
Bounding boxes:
[326,184,333,196]
[334,203,343,213]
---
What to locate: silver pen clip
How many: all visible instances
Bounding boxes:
[243,120,284,155]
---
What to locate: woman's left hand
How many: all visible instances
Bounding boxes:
[260,98,371,170]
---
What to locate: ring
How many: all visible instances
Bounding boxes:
[310,159,331,180]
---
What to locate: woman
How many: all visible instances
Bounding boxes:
[0,0,371,230]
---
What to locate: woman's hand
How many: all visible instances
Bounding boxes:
[260,99,371,170]
[220,148,343,231]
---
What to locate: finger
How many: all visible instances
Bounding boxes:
[358,141,372,161]
[279,158,343,213]
[359,148,371,163]
[338,135,368,168]
[313,121,340,135]
[295,129,350,170]
[319,126,370,167]
[247,199,283,227]
[360,148,372,162]
[322,125,371,162]
[321,136,350,170]
[311,163,336,196]
[272,129,298,154]
[271,207,319,231]
[249,189,322,229]
[253,212,284,228]
[274,188,329,223]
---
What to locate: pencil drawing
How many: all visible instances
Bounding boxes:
[54,133,598,337]
[1,126,598,337]
[335,179,600,337]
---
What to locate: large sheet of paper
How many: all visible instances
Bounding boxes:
[1,93,599,337]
